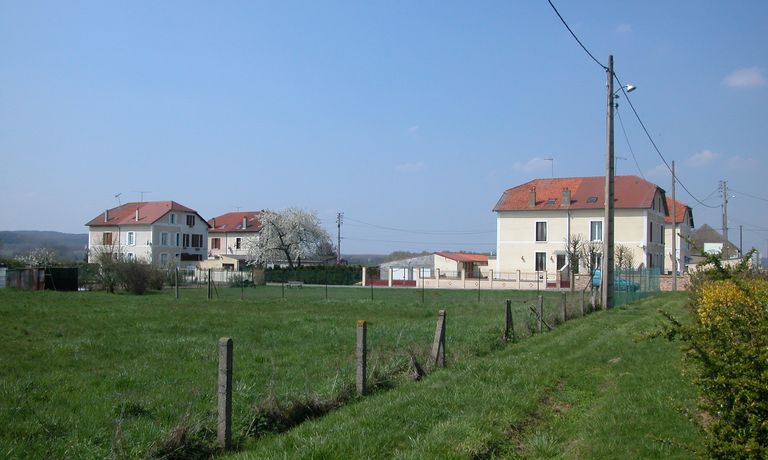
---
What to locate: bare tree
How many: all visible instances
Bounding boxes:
[580,240,602,291]
[245,208,332,269]
[88,244,124,293]
[564,233,584,293]
[614,244,635,272]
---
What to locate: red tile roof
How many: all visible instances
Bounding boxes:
[664,197,692,225]
[208,212,263,233]
[435,252,489,263]
[85,201,208,227]
[493,175,667,213]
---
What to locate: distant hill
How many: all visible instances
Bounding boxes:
[0,231,88,262]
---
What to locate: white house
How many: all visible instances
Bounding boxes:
[204,211,263,271]
[379,252,489,280]
[493,176,669,276]
[664,197,694,274]
[85,201,210,267]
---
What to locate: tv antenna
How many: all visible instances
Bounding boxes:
[233,206,241,211]
[133,191,151,202]
[114,193,122,206]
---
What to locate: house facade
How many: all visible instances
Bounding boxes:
[493,176,669,276]
[85,201,210,267]
[205,211,263,270]
[664,197,694,274]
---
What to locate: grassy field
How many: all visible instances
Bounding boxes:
[0,286,701,458]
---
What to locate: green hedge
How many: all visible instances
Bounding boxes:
[265,266,363,285]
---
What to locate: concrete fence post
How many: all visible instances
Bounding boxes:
[504,299,515,342]
[388,268,393,287]
[356,320,367,395]
[538,295,544,333]
[436,269,440,288]
[217,337,233,450]
[517,270,522,290]
[461,269,466,288]
[431,310,446,368]
[561,292,567,322]
[361,266,367,287]
[489,269,494,289]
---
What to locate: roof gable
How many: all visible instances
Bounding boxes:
[664,197,693,226]
[493,175,666,212]
[435,252,489,263]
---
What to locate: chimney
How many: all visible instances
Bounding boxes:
[104,209,109,223]
[212,218,216,228]
[528,187,536,207]
[242,216,248,229]
[561,188,571,206]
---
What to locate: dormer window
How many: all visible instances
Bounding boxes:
[586,196,598,204]
[546,198,557,205]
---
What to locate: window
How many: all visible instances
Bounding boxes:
[535,222,547,242]
[191,234,203,248]
[175,233,180,247]
[126,252,135,261]
[649,222,653,243]
[186,215,195,226]
[161,232,169,246]
[127,231,135,246]
[211,238,221,250]
[102,232,113,245]
[591,253,602,271]
[182,234,190,247]
[170,213,176,224]
[586,196,598,204]
[590,221,602,241]
[235,238,242,249]
[535,252,547,271]
[160,253,168,264]
[546,198,557,205]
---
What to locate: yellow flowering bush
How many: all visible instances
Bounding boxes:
[696,279,768,326]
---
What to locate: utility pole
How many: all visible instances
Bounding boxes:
[336,212,344,265]
[721,180,729,243]
[739,225,743,257]
[671,161,677,291]
[602,55,615,310]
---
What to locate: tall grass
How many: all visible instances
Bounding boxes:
[0,286,563,458]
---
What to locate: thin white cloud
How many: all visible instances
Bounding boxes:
[513,157,552,174]
[616,24,632,33]
[687,150,720,168]
[407,125,420,134]
[646,163,669,179]
[723,67,766,88]
[395,161,425,173]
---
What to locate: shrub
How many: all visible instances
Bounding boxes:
[148,266,165,291]
[659,249,768,458]
[119,261,152,295]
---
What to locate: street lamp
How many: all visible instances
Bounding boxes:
[602,55,636,310]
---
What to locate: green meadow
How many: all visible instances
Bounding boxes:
[0,287,701,458]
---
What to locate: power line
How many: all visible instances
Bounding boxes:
[615,106,645,180]
[344,217,495,235]
[614,74,720,209]
[546,0,607,70]
[343,236,495,246]
[730,188,768,203]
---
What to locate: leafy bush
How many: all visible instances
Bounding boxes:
[119,261,152,295]
[148,266,165,291]
[659,250,767,458]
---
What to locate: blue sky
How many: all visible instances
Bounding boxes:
[1,1,766,255]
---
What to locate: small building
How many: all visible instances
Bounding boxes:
[688,223,740,268]
[379,252,489,281]
[85,201,210,267]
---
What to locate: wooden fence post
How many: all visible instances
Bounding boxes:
[356,320,367,395]
[537,295,544,333]
[431,310,446,368]
[561,292,567,322]
[504,299,515,342]
[217,337,233,450]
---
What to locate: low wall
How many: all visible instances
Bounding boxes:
[659,274,690,291]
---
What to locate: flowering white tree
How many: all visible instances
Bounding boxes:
[15,248,58,267]
[245,208,332,268]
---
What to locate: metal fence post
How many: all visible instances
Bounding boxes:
[561,292,567,322]
[504,299,515,342]
[538,295,544,333]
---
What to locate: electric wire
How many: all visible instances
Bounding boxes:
[730,188,768,203]
[546,0,607,70]
[614,75,720,209]
[344,217,495,235]
[342,236,495,246]
[615,106,646,180]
